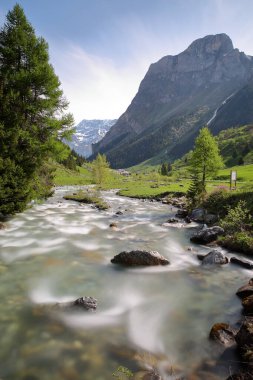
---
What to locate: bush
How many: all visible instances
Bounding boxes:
[219,232,253,255]
[220,200,250,234]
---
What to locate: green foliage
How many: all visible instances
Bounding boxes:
[112,366,133,379]
[186,171,205,208]
[189,126,223,192]
[0,5,74,215]
[219,232,253,255]
[92,154,110,188]
[220,200,250,234]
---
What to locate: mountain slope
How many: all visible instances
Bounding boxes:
[68,119,116,157]
[92,34,253,168]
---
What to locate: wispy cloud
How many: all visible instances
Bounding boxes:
[49,42,152,124]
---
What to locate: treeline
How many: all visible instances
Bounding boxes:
[0,5,74,216]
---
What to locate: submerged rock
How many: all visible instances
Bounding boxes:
[209,323,237,347]
[190,226,224,244]
[200,250,228,265]
[111,250,170,266]
[115,211,123,215]
[109,222,118,228]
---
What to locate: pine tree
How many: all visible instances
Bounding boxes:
[0,5,74,215]
[189,127,223,193]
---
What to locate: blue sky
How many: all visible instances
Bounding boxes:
[1,0,253,123]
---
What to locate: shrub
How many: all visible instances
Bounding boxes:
[220,200,250,234]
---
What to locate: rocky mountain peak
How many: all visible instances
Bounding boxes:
[186,33,233,56]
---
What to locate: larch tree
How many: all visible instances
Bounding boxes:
[187,126,223,203]
[92,154,110,188]
[0,4,74,215]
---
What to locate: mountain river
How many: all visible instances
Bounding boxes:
[0,187,251,380]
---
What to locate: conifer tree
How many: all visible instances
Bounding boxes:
[0,5,74,215]
[189,127,223,192]
[92,154,110,188]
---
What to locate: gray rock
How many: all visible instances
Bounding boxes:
[111,250,170,266]
[201,250,228,265]
[190,226,224,244]
[190,208,205,222]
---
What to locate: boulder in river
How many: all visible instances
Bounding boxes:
[51,297,97,311]
[111,250,170,266]
[230,257,253,270]
[236,284,253,299]
[190,226,224,244]
[209,323,237,347]
[199,250,228,265]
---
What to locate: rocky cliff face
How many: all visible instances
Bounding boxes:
[92,34,253,168]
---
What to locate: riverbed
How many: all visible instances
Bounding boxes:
[0,187,251,380]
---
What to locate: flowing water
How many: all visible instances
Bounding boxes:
[0,187,251,380]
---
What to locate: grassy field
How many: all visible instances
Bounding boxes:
[53,162,253,198]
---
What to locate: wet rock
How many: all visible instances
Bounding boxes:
[235,318,253,363]
[115,211,123,215]
[111,250,170,266]
[38,297,97,312]
[209,323,237,347]
[166,218,179,224]
[236,284,253,299]
[230,257,253,270]
[226,372,253,380]
[190,226,224,244]
[190,208,205,222]
[242,295,253,314]
[175,209,188,218]
[201,250,228,265]
[110,222,118,228]
[185,216,192,223]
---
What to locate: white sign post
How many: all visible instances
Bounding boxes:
[230,170,237,190]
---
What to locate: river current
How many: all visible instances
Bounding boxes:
[0,187,251,380]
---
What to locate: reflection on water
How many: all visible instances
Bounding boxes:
[0,187,250,379]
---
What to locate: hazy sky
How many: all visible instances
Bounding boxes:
[1,0,253,124]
